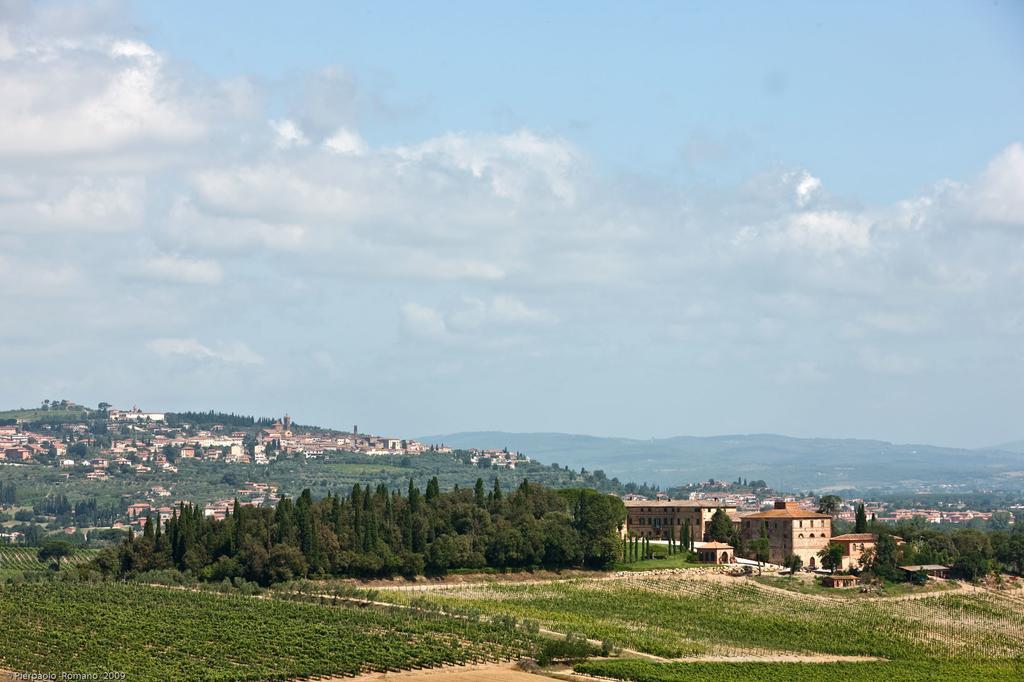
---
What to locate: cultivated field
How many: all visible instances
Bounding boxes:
[2,570,1023,681]
[373,571,1024,680]
[0,582,536,681]
[0,546,98,576]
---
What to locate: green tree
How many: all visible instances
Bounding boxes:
[784,553,803,576]
[38,541,73,570]
[706,509,733,542]
[816,495,842,516]
[752,523,770,575]
[818,542,844,573]
[870,533,902,580]
[854,504,868,533]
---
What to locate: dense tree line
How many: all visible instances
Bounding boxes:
[165,411,278,428]
[882,520,1024,580]
[34,493,71,517]
[0,481,16,506]
[95,479,626,585]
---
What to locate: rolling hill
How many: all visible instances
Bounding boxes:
[420,431,1024,491]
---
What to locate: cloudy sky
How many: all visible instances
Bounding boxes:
[1,1,1023,447]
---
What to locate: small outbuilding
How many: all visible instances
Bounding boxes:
[899,564,951,580]
[821,574,859,588]
[696,542,734,564]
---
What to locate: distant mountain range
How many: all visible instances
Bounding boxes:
[420,431,1024,492]
[992,440,1024,454]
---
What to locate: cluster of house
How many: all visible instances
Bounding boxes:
[203,483,279,521]
[0,424,64,463]
[465,449,530,469]
[623,497,910,576]
[0,407,469,474]
[115,482,280,529]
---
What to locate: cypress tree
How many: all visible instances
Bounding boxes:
[425,476,440,502]
[474,478,486,508]
[855,503,868,533]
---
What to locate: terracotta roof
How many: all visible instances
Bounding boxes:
[830,533,878,542]
[624,499,736,509]
[742,508,831,519]
[832,533,904,543]
[698,541,734,549]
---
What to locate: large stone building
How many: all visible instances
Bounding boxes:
[740,500,832,567]
[832,532,903,571]
[623,499,737,541]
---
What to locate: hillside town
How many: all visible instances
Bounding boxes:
[0,401,1017,552]
[0,403,530,471]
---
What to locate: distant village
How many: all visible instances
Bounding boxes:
[0,401,530,541]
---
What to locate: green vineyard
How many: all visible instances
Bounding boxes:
[0,582,537,681]
[573,659,1024,682]
[0,546,98,574]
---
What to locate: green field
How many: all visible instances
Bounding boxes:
[375,573,1024,678]
[612,551,702,572]
[0,582,537,681]
[0,546,99,576]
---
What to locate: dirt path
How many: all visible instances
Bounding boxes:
[735,574,979,603]
[319,662,542,682]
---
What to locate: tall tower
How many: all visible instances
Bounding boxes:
[283,414,292,431]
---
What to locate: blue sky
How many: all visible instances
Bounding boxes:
[1,1,1023,448]
[135,1,1024,199]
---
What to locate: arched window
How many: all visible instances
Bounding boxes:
[798,534,804,539]
[809,533,815,538]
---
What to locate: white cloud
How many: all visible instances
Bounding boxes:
[1,5,1022,447]
[324,128,368,155]
[778,210,872,252]
[147,338,264,365]
[0,32,206,157]
[447,296,554,332]
[400,303,449,341]
[0,176,144,232]
[793,170,822,207]
[138,255,223,286]
[860,312,935,335]
[858,348,926,375]
[270,119,310,149]
[395,130,581,203]
[972,142,1024,225]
